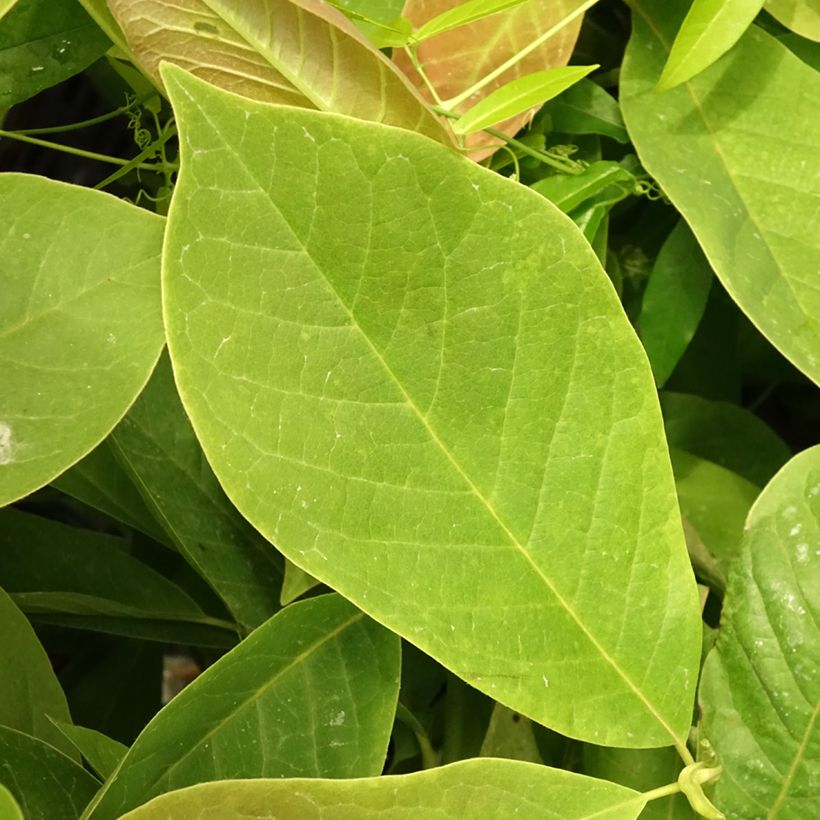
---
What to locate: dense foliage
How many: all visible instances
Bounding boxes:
[1,0,817,818]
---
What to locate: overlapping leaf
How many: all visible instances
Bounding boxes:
[0,727,99,820]
[161,66,701,749]
[0,174,164,505]
[766,0,820,41]
[699,446,820,817]
[83,594,400,820]
[393,0,587,156]
[0,0,110,108]
[110,354,283,631]
[118,759,646,820]
[107,0,446,141]
[621,0,820,385]
[0,588,76,758]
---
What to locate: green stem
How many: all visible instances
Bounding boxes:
[441,0,601,110]
[403,45,445,107]
[0,128,160,171]
[94,121,177,190]
[16,94,151,136]
[641,781,682,802]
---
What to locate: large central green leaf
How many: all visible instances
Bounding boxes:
[161,66,701,749]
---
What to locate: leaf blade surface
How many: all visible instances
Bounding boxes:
[161,66,701,749]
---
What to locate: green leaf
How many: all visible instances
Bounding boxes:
[162,66,701,749]
[119,759,646,820]
[0,509,225,625]
[0,174,165,506]
[0,784,23,820]
[413,0,530,42]
[480,704,543,763]
[660,391,791,486]
[106,0,446,142]
[539,78,629,143]
[82,594,400,820]
[531,161,632,213]
[453,65,597,134]
[583,745,692,819]
[699,445,820,817]
[52,442,171,547]
[49,720,127,781]
[766,0,820,41]
[281,558,320,605]
[326,0,408,46]
[621,1,820,385]
[0,727,100,820]
[637,222,714,387]
[0,0,110,108]
[0,587,76,759]
[779,30,820,68]
[672,448,760,587]
[657,0,766,91]
[0,1,18,21]
[109,353,283,631]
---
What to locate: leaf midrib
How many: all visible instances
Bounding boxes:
[178,89,688,751]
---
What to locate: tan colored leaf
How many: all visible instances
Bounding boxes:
[394,0,588,157]
[107,0,447,141]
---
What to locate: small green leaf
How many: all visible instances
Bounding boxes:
[657,0,765,91]
[637,222,714,387]
[0,784,23,820]
[0,727,100,820]
[0,587,76,759]
[52,442,171,547]
[531,161,632,213]
[453,65,597,134]
[0,174,165,506]
[161,65,701,749]
[0,0,110,108]
[672,449,760,586]
[280,559,320,605]
[699,445,820,817]
[119,759,646,820]
[661,392,790,486]
[109,353,284,631]
[765,0,820,41]
[622,1,820,385]
[413,0,530,42]
[49,720,127,781]
[82,594,401,820]
[539,78,629,143]
[480,704,543,763]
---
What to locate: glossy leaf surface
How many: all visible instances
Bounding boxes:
[637,222,713,388]
[83,594,400,820]
[162,66,701,749]
[107,0,445,141]
[0,784,23,820]
[119,759,645,820]
[0,174,165,505]
[0,727,99,820]
[622,0,820,385]
[0,587,75,758]
[657,0,765,90]
[699,446,820,817]
[110,354,283,631]
[453,65,596,135]
[0,0,110,108]
[661,392,790,486]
